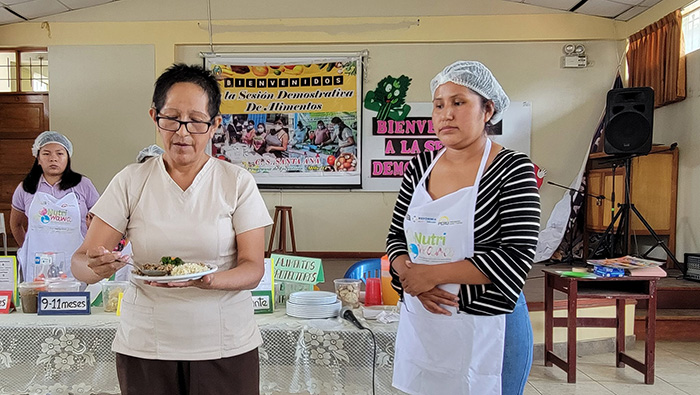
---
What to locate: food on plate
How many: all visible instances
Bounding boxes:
[161,256,184,266]
[133,256,209,277]
[334,153,356,172]
[171,262,210,276]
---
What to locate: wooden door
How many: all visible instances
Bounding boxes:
[630,152,678,234]
[0,94,49,249]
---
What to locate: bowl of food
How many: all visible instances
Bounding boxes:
[334,153,357,172]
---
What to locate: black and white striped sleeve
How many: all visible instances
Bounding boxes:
[467,153,540,313]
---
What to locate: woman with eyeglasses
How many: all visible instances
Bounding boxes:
[72,64,272,395]
[10,131,99,281]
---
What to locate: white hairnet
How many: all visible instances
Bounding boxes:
[430,61,510,125]
[136,144,164,163]
[32,131,74,157]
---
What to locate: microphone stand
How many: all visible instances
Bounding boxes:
[546,181,606,265]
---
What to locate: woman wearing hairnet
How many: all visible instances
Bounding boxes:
[387,61,540,395]
[136,144,165,163]
[9,131,99,281]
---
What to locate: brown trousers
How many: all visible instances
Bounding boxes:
[116,348,259,395]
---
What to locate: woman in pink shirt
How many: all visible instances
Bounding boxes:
[10,131,99,281]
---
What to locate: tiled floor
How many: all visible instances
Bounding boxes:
[527,341,700,395]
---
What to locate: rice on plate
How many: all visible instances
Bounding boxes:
[171,262,209,276]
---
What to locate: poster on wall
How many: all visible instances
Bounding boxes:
[361,102,532,191]
[204,53,363,188]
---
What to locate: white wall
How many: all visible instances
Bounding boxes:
[652,49,700,258]
[179,41,623,252]
[49,45,156,192]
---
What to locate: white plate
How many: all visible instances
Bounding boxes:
[132,264,217,283]
[288,291,338,305]
[286,300,341,319]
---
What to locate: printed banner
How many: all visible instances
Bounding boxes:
[205,54,363,187]
[362,102,532,191]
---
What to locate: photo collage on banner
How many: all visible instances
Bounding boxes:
[205,54,363,187]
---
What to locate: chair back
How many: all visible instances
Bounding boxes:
[343,258,382,284]
[0,213,6,255]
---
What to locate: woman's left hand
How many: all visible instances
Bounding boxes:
[399,261,437,296]
[417,287,460,315]
[146,274,215,289]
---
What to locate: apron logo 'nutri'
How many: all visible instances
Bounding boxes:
[410,231,454,260]
[38,207,71,224]
[413,232,447,245]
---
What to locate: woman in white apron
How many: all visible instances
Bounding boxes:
[386,61,540,395]
[9,131,99,282]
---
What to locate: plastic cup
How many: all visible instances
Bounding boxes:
[47,280,81,292]
[334,278,362,308]
[102,281,130,313]
[365,277,383,306]
[18,281,47,313]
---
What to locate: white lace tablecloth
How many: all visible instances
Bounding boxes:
[0,308,399,395]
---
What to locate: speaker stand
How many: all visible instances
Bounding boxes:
[589,156,682,271]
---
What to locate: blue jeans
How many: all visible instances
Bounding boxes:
[502,293,533,395]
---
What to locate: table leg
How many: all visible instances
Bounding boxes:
[567,280,578,383]
[616,299,626,368]
[544,273,554,367]
[645,280,657,385]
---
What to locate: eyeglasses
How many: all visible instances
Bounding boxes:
[156,115,213,134]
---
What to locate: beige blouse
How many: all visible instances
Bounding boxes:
[91,156,272,360]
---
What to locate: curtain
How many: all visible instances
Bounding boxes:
[627,10,686,107]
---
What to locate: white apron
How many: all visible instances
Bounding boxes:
[17,191,83,281]
[393,139,506,395]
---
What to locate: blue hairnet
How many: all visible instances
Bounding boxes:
[32,131,74,157]
[136,144,164,163]
[430,61,510,125]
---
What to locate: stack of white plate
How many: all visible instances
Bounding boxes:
[286,291,341,319]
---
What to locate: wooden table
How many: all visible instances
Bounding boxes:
[543,269,658,384]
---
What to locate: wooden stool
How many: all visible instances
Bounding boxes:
[267,206,297,257]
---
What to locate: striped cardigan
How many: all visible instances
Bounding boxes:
[386,147,541,315]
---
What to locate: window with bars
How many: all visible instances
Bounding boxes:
[683,1,700,54]
[0,48,48,93]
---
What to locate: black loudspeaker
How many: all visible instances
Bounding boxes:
[604,87,654,155]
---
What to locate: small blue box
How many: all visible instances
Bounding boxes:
[593,265,626,277]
